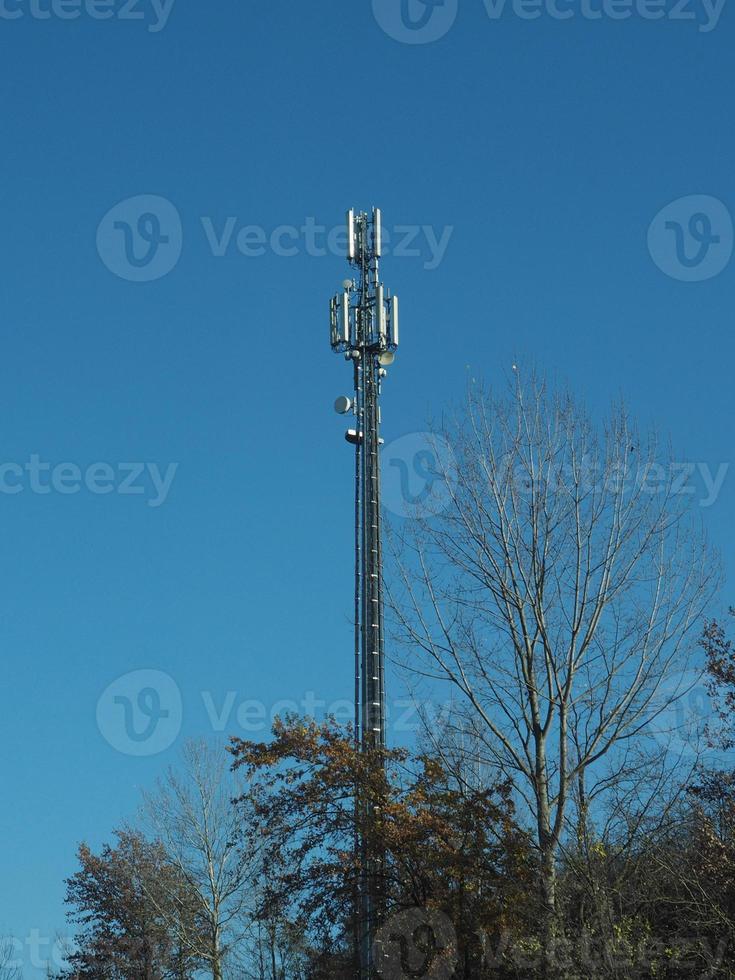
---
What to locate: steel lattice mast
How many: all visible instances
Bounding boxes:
[329,208,399,979]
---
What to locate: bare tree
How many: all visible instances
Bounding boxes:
[0,938,20,980]
[241,915,309,980]
[142,739,253,980]
[388,373,717,963]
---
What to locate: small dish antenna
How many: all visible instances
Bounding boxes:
[334,395,353,415]
[378,351,395,367]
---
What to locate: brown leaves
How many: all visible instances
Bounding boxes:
[228,716,533,965]
[701,610,735,749]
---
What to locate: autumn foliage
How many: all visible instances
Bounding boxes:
[230,717,534,977]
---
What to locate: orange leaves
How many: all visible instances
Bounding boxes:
[228,714,532,958]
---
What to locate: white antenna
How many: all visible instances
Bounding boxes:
[375,284,386,344]
[339,290,350,344]
[346,209,356,262]
[372,207,382,258]
[389,295,399,347]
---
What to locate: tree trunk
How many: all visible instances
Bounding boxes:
[270,937,278,980]
[211,924,222,980]
[536,734,560,977]
[540,834,558,975]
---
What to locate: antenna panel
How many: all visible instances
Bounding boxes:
[339,291,350,344]
[376,284,386,344]
[373,208,382,258]
[329,296,338,347]
[389,295,399,347]
[346,209,356,262]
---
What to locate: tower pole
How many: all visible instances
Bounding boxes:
[329,208,399,979]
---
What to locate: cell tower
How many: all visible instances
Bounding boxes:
[329,208,399,979]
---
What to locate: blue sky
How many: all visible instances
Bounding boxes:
[0,0,733,973]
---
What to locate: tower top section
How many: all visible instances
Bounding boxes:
[329,208,399,360]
